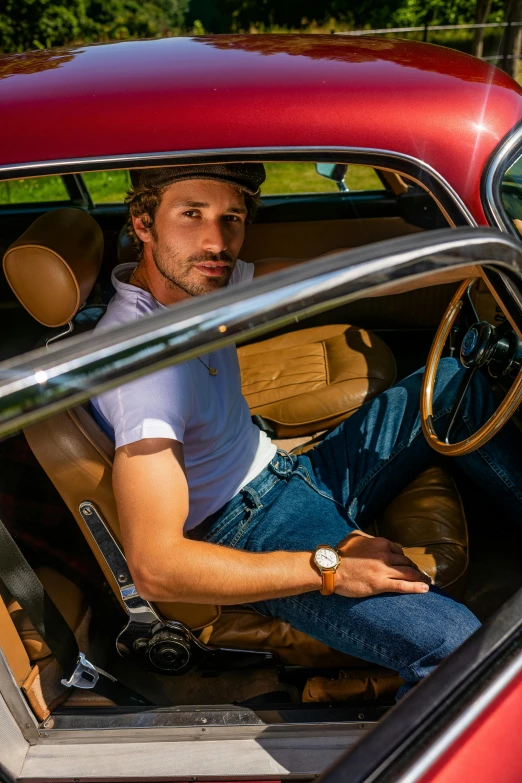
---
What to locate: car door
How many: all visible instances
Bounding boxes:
[1,226,522,783]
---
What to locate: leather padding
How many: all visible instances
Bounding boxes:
[373,465,469,595]
[24,408,220,630]
[3,208,103,327]
[238,325,397,437]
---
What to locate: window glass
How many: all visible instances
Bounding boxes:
[501,152,522,235]
[82,170,131,203]
[0,175,69,205]
[81,165,385,203]
[263,163,385,195]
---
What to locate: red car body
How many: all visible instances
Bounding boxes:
[2,35,522,223]
[2,34,522,783]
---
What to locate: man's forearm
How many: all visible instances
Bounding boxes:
[132,538,322,604]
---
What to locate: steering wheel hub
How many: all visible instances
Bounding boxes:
[460,322,493,368]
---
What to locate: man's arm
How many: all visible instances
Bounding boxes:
[113,439,430,604]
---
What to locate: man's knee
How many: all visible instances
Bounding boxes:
[400,598,480,685]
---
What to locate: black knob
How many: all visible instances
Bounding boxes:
[147,629,191,672]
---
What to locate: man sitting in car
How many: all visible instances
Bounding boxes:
[93,161,522,697]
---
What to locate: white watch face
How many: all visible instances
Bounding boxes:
[315,547,338,569]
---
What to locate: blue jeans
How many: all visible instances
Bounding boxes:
[190,358,522,694]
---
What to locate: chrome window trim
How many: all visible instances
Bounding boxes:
[0,227,518,440]
[0,145,476,226]
[483,119,522,235]
[396,648,522,783]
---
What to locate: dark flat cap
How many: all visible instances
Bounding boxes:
[130,163,266,195]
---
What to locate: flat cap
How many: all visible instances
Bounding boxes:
[130,162,266,195]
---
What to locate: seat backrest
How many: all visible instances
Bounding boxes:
[4,210,219,631]
[24,408,219,629]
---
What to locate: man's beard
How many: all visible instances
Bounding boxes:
[151,241,235,298]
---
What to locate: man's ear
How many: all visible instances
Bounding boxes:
[132,215,152,244]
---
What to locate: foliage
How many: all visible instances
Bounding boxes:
[0,0,509,54]
[186,0,506,33]
[0,0,188,53]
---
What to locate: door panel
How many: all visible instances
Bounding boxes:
[241,217,423,261]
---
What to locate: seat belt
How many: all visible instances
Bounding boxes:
[0,517,152,707]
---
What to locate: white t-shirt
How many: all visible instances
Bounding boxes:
[91,261,277,531]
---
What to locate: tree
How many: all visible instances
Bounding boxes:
[502,0,522,77]
[0,0,188,53]
[0,0,89,52]
[472,0,493,57]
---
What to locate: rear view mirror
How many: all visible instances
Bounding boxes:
[316,163,349,192]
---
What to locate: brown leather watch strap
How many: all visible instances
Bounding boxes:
[320,569,335,596]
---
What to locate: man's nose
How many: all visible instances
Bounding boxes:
[202,220,228,254]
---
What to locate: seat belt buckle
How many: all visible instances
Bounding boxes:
[60,652,100,690]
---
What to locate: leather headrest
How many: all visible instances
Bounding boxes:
[3,208,103,327]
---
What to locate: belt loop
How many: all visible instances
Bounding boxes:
[270,449,294,478]
[240,486,264,510]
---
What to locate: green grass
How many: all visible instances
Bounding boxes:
[263,162,382,194]
[82,170,132,203]
[0,175,69,204]
[0,164,384,207]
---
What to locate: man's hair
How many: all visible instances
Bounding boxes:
[125,181,261,258]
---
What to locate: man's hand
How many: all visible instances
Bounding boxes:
[334,531,431,598]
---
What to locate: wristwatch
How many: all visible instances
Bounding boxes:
[313,545,341,596]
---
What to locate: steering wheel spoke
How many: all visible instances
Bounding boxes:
[462,280,479,326]
[443,366,477,444]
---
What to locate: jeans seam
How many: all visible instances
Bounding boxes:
[295,466,348,512]
[230,514,254,547]
[350,404,453,505]
[205,505,246,541]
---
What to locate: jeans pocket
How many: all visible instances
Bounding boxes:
[206,506,253,547]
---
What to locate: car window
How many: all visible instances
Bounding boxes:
[500,152,522,235]
[82,170,131,204]
[0,175,69,205]
[81,164,385,204]
[263,162,385,195]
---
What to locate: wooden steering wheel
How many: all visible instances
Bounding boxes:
[421,278,522,456]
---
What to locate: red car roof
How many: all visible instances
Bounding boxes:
[2,35,522,222]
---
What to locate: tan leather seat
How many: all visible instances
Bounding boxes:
[4,210,469,673]
[238,325,396,437]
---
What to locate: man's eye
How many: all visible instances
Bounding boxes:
[224,214,241,222]
[183,210,200,218]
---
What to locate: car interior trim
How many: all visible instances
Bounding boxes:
[42,716,373,745]
[0,228,519,441]
[0,146,476,228]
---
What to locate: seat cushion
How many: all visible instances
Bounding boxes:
[207,466,468,666]
[373,465,468,598]
[238,325,397,438]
